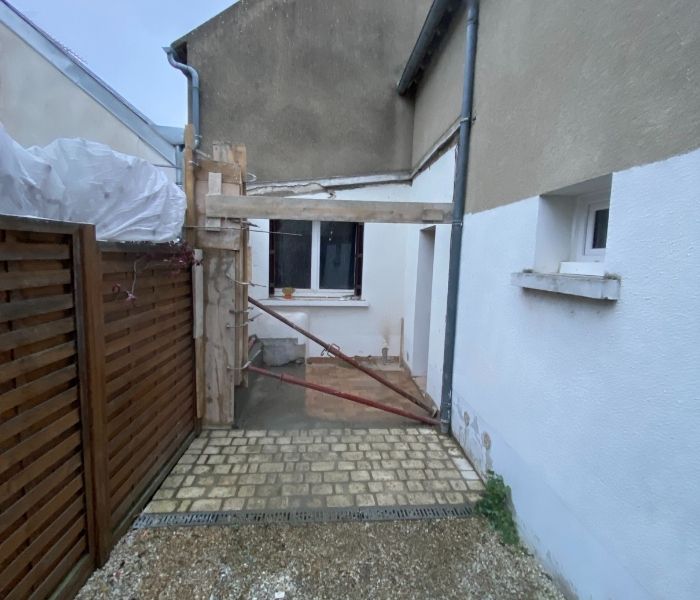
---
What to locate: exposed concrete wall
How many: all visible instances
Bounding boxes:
[178,0,432,182]
[463,0,700,213]
[410,7,465,167]
[451,147,700,599]
[0,23,172,178]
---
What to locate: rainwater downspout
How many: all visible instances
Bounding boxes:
[440,0,479,434]
[164,46,201,149]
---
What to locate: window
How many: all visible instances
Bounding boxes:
[269,220,364,298]
[573,192,610,261]
[532,175,612,277]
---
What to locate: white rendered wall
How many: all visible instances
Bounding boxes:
[450,147,700,599]
[402,150,456,404]
[248,184,414,358]
[0,23,174,181]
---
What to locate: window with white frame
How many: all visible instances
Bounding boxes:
[269,220,364,297]
[572,191,610,262]
[532,175,612,277]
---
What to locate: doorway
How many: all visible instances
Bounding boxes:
[412,226,435,380]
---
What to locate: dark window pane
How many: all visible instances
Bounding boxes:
[592,208,609,249]
[320,222,357,289]
[273,220,312,289]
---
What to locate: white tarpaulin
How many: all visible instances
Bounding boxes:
[0,124,185,241]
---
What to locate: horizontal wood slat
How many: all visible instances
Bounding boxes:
[0,268,72,291]
[0,341,76,385]
[0,293,73,323]
[0,317,75,353]
[0,242,71,261]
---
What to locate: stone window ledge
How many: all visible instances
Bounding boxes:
[511,271,620,301]
[260,298,369,308]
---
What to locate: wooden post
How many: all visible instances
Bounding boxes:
[183,124,204,432]
[74,224,110,566]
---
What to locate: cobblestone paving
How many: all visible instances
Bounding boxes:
[145,427,484,513]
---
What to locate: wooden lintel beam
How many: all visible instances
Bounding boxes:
[205,195,453,224]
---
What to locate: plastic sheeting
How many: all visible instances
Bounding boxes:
[0,124,185,241]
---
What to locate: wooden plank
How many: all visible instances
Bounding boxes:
[104,307,191,357]
[0,364,76,414]
[0,317,74,353]
[0,472,83,565]
[206,194,454,224]
[105,334,191,399]
[195,158,243,184]
[0,242,70,261]
[100,270,190,295]
[0,454,81,537]
[193,249,204,421]
[104,320,191,379]
[0,293,73,322]
[110,383,193,509]
[107,352,193,455]
[0,409,80,475]
[110,429,195,543]
[0,215,79,235]
[102,283,191,317]
[110,386,193,523]
[75,225,109,566]
[5,515,86,600]
[0,386,77,441]
[103,297,190,337]
[0,269,72,291]
[0,340,76,385]
[0,431,81,505]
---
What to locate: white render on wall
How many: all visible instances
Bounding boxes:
[450,147,700,599]
[248,183,415,358]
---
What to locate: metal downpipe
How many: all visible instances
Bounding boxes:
[164,46,201,149]
[440,0,479,434]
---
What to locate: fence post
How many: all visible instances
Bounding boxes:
[76,225,111,566]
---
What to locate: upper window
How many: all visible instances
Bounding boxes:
[269,220,364,297]
[573,192,610,262]
[572,192,610,262]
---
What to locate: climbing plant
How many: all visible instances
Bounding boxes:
[474,471,520,546]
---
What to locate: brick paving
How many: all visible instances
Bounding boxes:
[145,427,484,514]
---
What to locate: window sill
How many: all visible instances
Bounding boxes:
[511,271,620,301]
[260,298,370,308]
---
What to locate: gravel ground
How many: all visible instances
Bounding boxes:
[77,518,564,600]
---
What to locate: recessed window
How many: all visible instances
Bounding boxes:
[533,175,612,277]
[575,193,610,261]
[269,220,364,297]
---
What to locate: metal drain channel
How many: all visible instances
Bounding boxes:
[133,503,472,529]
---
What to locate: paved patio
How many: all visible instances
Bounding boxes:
[145,427,484,513]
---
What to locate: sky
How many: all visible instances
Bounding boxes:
[10,0,236,127]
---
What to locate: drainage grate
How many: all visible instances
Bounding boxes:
[133,503,472,529]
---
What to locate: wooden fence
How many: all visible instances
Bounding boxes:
[0,216,197,599]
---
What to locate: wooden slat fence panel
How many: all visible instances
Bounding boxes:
[100,246,196,538]
[1,217,198,599]
[0,219,93,600]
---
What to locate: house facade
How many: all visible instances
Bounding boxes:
[175,0,700,598]
[0,0,180,181]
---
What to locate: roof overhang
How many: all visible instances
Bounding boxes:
[397,0,464,95]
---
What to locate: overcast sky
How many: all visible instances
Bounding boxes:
[10,0,236,127]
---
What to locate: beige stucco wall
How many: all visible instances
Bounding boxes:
[411,6,465,167]
[412,0,700,213]
[0,22,169,174]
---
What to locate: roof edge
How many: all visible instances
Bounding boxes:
[397,0,463,96]
[0,0,178,164]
